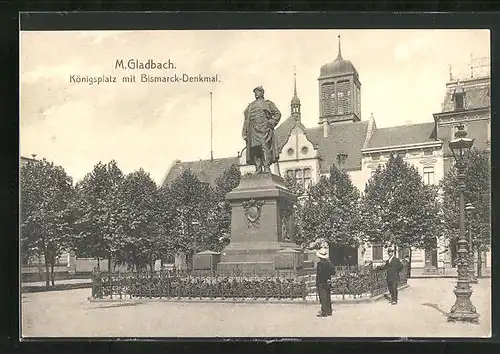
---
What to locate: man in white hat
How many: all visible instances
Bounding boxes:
[316,247,335,317]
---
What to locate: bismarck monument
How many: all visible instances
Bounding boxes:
[217,86,302,272]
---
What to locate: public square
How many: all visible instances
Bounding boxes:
[20,29,491,341]
[21,278,491,338]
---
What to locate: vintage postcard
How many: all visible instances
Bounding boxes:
[20,27,491,338]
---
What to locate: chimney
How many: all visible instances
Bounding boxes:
[323,120,329,138]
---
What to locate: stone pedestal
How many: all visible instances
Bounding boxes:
[217,172,300,272]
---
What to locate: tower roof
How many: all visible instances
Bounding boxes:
[291,67,300,105]
[320,35,358,79]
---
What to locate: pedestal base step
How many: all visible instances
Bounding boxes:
[447,311,480,322]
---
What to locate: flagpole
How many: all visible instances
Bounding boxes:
[210,91,214,161]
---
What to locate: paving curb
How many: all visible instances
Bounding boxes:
[22,283,92,293]
[87,284,410,305]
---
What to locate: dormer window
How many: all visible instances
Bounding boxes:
[337,152,348,166]
[454,93,464,110]
[453,83,465,111]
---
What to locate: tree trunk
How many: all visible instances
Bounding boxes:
[50,260,55,287]
[97,257,100,269]
[44,254,50,288]
[188,252,194,271]
[108,255,112,273]
[408,248,413,278]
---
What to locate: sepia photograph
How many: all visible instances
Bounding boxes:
[19,28,491,338]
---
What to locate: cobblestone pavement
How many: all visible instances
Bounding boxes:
[21,278,491,338]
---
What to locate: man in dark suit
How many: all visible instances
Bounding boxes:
[376,247,404,305]
[316,248,336,317]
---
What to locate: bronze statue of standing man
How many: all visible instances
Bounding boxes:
[242,86,282,173]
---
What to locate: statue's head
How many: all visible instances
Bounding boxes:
[253,86,264,99]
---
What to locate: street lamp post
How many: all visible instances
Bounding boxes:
[447,124,479,323]
[465,202,478,284]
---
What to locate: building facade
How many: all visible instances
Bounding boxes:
[163,39,491,276]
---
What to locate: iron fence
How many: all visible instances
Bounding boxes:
[311,264,409,300]
[91,267,307,300]
[91,264,408,301]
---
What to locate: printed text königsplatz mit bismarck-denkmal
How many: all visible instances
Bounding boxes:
[69,73,221,85]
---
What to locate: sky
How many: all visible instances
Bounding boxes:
[20,29,490,185]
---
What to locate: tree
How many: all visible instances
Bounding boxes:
[361,154,441,253]
[20,158,75,287]
[72,160,126,272]
[205,164,241,252]
[116,169,160,271]
[169,169,213,268]
[156,184,178,267]
[298,164,364,249]
[283,174,305,196]
[440,149,491,275]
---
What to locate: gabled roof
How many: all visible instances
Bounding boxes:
[307,121,369,172]
[162,118,370,184]
[276,115,318,151]
[162,157,240,188]
[275,115,299,150]
[365,122,437,150]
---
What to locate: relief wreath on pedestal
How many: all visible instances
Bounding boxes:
[242,199,265,228]
[280,208,292,242]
